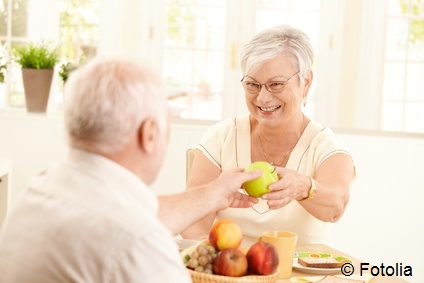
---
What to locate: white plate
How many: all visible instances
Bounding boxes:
[292,258,342,275]
[290,274,373,283]
[175,238,199,251]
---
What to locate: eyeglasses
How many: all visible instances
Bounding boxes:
[240,71,299,94]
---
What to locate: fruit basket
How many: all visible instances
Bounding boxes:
[188,269,280,283]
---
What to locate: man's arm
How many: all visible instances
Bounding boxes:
[157,169,260,235]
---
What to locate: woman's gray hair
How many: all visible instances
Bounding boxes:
[241,25,314,84]
[64,56,167,153]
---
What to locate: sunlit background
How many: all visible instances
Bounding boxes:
[1,3,424,279]
[0,0,423,133]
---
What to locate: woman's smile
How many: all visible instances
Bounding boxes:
[257,105,281,113]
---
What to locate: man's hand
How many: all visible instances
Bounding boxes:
[204,168,261,211]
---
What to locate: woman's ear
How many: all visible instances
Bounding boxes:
[138,117,158,154]
[303,69,314,98]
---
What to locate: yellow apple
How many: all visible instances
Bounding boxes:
[242,161,278,197]
[209,218,242,251]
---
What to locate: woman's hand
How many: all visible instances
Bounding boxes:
[262,154,354,222]
[261,167,309,210]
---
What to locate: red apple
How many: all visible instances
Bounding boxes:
[209,218,242,251]
[242,161,278,197]
[246,241,279,275]
[213,248,248,277]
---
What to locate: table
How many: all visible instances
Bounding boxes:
[276,243,408,283]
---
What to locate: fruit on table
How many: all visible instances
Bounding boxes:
[213,248,248,277]
[181,240,217,274]
[242,161,278,197]
[209,218,242,251]
[181,226,280,277]
[246,241,279,275]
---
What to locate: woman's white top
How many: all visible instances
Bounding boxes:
[197,114,353,246]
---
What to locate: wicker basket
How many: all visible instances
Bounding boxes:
[188,269,280,283]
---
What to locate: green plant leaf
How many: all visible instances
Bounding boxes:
[13,41,59,69]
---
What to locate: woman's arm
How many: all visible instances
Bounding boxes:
[266,153,354,222]
[300,153,354,222]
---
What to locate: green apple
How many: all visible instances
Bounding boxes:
[242,161,278,198]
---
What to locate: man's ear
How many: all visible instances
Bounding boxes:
[138,117,158,154]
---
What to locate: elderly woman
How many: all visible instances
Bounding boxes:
[181,25,355,246]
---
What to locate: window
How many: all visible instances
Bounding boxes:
[0,0,28,108]
[162,0,321,121]
[0,0,99,110]
[59,0,99,62]
[0,0,27,39]
[1,0,423,134]
[382,0,424,133]
[55,0,99,109]
[163,0,227,120]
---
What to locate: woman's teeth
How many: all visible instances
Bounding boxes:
[259,105,281,112]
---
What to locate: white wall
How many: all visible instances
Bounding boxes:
[1,112,423,281]
[331,132,423,281]
[0,111,68,199]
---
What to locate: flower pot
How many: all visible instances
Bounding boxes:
[21,68,54,113]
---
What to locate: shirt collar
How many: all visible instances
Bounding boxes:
[66,148,159,213]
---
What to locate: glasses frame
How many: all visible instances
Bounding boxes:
[240,71,300,94]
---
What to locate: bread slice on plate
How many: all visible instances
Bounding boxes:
[316,275,365,282]
[298,257,346,269]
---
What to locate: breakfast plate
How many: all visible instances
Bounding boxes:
[292,252,351,275]
[175,238,200,251]
[289,274,374,283]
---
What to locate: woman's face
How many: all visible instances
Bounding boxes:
[243,55,312,128]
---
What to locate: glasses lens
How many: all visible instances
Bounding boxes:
[242,81,260,92]
[267,82,285,92]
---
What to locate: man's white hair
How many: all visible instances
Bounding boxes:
[64,56,167,153]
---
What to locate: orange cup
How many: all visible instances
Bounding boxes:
[259,230,297,279]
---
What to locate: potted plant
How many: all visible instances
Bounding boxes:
[0,59,6,84]
[0,59,6,106]
[13,40,59,112]
[0,43,7,84]
[58,60,78,84]
[0,60,7,84]
[0,44,8,105]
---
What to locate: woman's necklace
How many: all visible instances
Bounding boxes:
[257,115,305,167]
[258,134,295,166]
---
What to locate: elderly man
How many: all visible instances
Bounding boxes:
[0,57,260,282]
